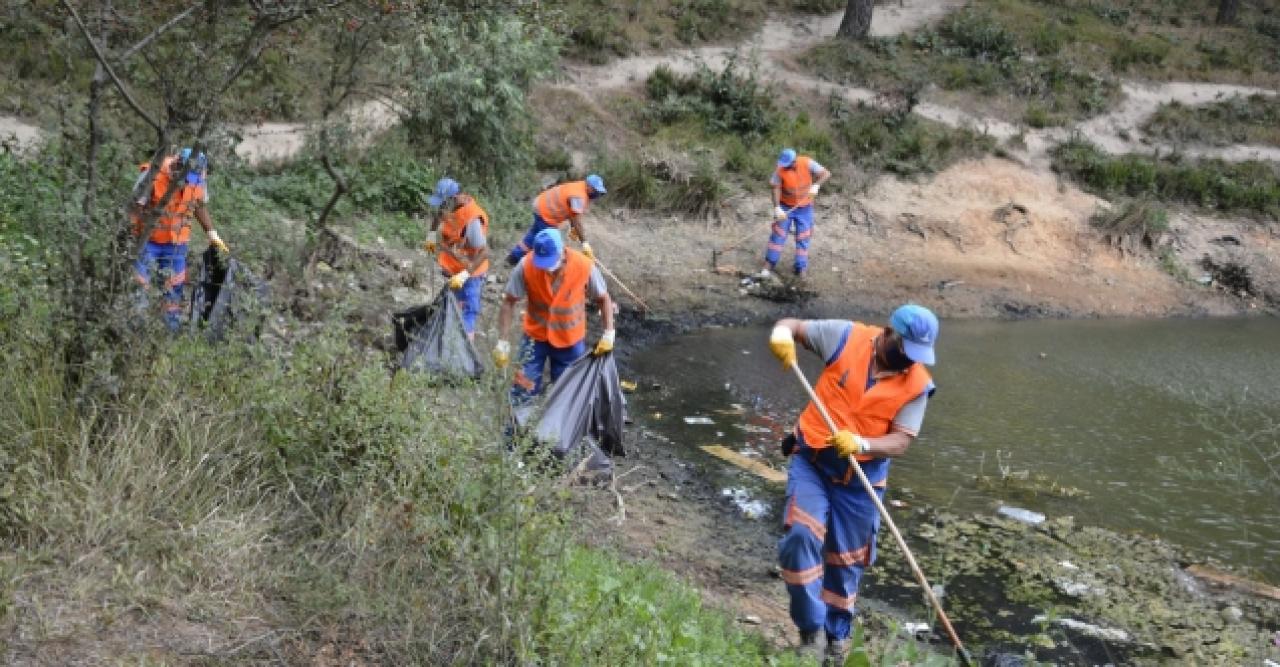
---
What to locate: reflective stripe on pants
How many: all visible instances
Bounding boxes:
[778,446,883,641]
[134,241,188,332]
[509,334,587,407]
[763,204,814,274]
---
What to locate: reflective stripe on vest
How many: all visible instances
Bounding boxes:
[522,249,592,347]
[796,323,931,461]
[776,156,814,208]
[132,157,203,245]
[534,180,589,225]
[438,194,490,276]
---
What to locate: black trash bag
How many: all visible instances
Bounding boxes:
[188,246,269,342]
[392,289,484,380]
[533,351,626,460]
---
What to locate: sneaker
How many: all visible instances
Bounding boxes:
[823,638,850,666]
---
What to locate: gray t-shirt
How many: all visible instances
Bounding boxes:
[803,319,929,435]
[505,256,608,302]
[770,158,826,186]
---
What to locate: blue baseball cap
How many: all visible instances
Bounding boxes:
[585,174,606,194]
[178,148,207,185]
[889,304,939,366]
[531,228,564,271]
[427,177,460,207]
[777,148,797,168]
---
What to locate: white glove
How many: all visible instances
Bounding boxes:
[809,183,820,196]
[207,229,229,253]
[581,241,595,260]
[773,206,787,221]
[493,340,511,368]
[423,231,438,254]
[449,269,470,290]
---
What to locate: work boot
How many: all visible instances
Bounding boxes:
[823,638,850,666]
[796,629,822,661]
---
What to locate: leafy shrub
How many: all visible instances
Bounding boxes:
[940,10,1020,61]
[1111,35,1171,70]
[643,59,775,137]
[830,99,995,176]
[1142,95,1280,147]
[1053,139,1280,217]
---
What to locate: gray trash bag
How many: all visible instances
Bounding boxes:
[392,289,484,380]
[188,246,269,342]
[533,351,627,461]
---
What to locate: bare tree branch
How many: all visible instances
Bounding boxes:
[119,2,202,62]
[60,0,161,133]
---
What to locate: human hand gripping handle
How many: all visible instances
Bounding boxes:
[808,183,820,196]
[492,340,510,369]
[769,326,797,368]
[773,205,787,221]
[422,231,438,254]
[449,269,470,290]
[581,241,594,261]
[826,430,870,458]
[208,229,229,254]
[593,329,615,356]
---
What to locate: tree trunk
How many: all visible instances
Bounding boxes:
[1216,0,1240,25]
[837,0,874,40]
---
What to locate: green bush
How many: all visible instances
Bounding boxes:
[940,10,1020,61]
[1053,139,1280,217]
[643,59,775,138]
[1111,35,1171,70]
[1142,95,1280,148]
[831,100,995,176]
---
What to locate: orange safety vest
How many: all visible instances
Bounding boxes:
[776,155,814,208]
[522,248,592,347]
[796,323,932,462]
[534,180,590,225]
[131,157,204,245]
[437,194,490,276]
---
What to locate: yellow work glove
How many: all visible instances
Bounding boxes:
[492,340,510,369]
[593,329,615,356]
[581,241,594,261]
[422,231,438,254]
[769,325,796,368]
[827,430,871,459]
[207,229,229,254]
[449,269,470,290]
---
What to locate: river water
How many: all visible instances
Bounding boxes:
[627,316,1280,584]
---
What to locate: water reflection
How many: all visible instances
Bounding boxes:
[629,317,1280,583]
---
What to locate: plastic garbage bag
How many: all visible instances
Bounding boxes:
[533,351,626,460]
[392,289,483,380]
[188,246,269,342]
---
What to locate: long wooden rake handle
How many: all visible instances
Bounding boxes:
[788,362,972,665]
[593,257,651,314]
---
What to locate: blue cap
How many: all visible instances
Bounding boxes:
[890,304,939,366]
[531,228,564,271]
[427,177,460,208]
[777,148,797,168]
[178,148,207,185]
[585,174,606,194]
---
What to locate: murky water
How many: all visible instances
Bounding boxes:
[628,317,1280,584]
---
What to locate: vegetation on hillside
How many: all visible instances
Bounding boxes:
[1052,138,1280,218]
[1142,94,1280,148]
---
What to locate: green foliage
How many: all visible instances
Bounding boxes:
[1053,139,1280,217]
[643,59,775,138]
[557,0,635,64]
[1110,35,1171,70]
[1143,95,1280,148]
[400,13,559,190]
[830,99,996,176]
[599,154,728,217]
[940,10,1020,61]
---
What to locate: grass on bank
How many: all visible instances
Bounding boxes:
[1052,138,1280,218]
[1142,94,1280,148]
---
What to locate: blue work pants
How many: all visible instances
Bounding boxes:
[510,335,587,407]
[764,204,814,274]
[508,213,554,265]
[134,241,188,331]
[778,445,885,641]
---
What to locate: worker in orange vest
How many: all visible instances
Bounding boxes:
[422,178,490,339]
[759,148,830,279]
[768,304,938,663]
[494,228,615,410]
[130,148,229,331]
[506,174,606,266]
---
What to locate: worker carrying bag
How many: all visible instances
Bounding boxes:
[532,351,627,471]
[188,246,269,342]
[392,289,484,381]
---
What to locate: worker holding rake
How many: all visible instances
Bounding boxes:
[759,148,830,280]
[768,304,939,664]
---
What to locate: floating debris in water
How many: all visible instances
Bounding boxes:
[997,505,1046,525]
[733,423,772,434]
[901,622,931,639]
[1033,616,1131,643]
[620,380,638,392]
[683,416,715,425]
[722,487,769,519]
